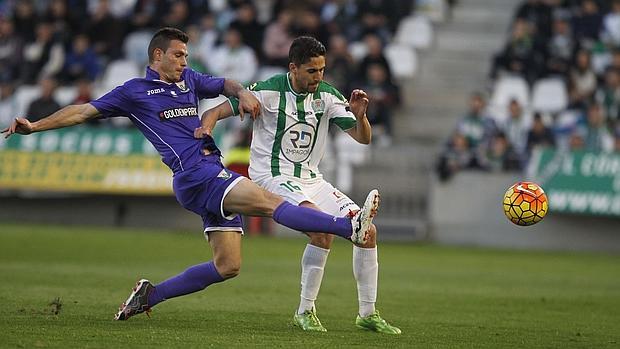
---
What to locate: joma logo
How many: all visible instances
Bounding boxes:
[147,88,165,95]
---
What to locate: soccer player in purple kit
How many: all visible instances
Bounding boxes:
[1,27,380,321]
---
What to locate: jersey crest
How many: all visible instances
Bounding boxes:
[175,80,188,92]
[311,99,325,113]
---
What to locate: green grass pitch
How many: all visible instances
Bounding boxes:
[1,223,619,348]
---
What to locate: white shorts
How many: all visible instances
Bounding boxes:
[254,176,360,217]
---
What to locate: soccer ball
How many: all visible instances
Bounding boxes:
[503,181,548,226]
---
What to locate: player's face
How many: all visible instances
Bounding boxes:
[155,39,188,82]
[290,55,325,94]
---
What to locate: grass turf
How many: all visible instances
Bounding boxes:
[0,223,619,348]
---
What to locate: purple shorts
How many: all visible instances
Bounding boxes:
[173,155,244,235]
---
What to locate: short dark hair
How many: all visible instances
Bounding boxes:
[289,36,326,66]
[148,27,189,63]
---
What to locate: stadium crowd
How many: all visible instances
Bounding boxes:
[0,0,413,147]
[438,0,620,181]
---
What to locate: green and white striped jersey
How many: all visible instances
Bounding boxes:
[229,73,357,181]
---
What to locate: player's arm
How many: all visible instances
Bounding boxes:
[2,103,100,139]
[222,79,260,120]
[346,89,372,145]
[195,101,235,139]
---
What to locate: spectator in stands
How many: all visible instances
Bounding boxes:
[455,92,497,153]
[355,0,393,42]
[569,48,597,105]
[568,131,586,151]
[357,33,393,85]
[72,78,93,105]
[572,0,603,45]
[610,49,620,73]
[229,2,264,58]
[481,131,523,172]
[26,77,61,122]
[543,17,575,78]
[61,34,101,83]
[20,21,65,84]
[292,9,330,48]
[436,131,482,181]
[12,0,38,42]
[594,67,620,124]
[574,103,614,152]
[207,27,257,85]
[526,112,556,155]
[514,0,553,40]
[566,78,589,111]
[0,17,23,83]
[160,0,191,30]
[491,18,541,83]
[86,0,126,61]
[317,0,340,24]
[44,0,79,44]
[262,8,294,67]
[185,25,207,73]
[361,63,400,147]
[501,99,529,160]
[324,34,355,95]
[129,0,162,31]
[195,13,218,71]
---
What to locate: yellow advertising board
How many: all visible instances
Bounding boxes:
[0,127,173,195]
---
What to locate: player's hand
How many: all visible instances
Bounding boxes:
[348,89,369,120]
[237,89,261,121]
[2,117,34,139]
[194,125,212,139]
[197,108,220,138]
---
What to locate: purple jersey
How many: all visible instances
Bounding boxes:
[91,67,224,173]
[91,67,244,233]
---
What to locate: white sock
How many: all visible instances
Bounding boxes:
[353,245,378,317]
[298,244,329,315]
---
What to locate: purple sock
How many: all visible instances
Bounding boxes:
[272,201,352,239]
[148,261,224,307]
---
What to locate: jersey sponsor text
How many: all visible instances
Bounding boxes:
[159,106,198,121]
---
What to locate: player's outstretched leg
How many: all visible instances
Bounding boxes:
[115,279,154,320]
[350,189,380,245]
[114,260,226,321]
[228,179,380,243]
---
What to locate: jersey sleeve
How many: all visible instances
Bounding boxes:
[90,84,130,118]
[326,94,357,131]
[189,69,225,99]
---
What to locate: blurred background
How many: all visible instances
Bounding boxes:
[0,0,618,252]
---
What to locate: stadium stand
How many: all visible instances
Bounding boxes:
[3,0,618,242]
[437,0,620,181]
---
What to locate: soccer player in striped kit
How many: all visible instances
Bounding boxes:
[201,36,401,334]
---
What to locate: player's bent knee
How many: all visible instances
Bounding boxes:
[214,260,241,279]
